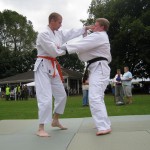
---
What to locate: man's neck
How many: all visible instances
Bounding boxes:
[48,25,55,34]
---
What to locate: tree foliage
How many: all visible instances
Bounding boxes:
[82,0,150,78]
[57,54,85,73]
[0,10,37,79]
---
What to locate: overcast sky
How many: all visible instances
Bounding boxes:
[0,0,92,32]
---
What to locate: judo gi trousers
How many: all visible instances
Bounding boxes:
[35,65,67,124]
[88,61,111,131]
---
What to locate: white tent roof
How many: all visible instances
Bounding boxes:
[25,81,35,86]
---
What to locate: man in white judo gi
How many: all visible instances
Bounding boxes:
[61,18,112,136]
[34,12,92,137]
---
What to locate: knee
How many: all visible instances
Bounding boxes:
[62,90,67,98]
[61,92,67,103]
[38,100,52,110]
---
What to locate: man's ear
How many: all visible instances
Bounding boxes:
[101,26,105,30]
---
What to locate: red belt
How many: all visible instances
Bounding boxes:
[37,56,64,82]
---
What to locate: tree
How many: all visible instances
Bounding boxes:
[57,54,85,73]
[0,45,13,78]
[82,0,150,78]
[0,10,37,78]
[0,10,37,51]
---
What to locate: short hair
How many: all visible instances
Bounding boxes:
[48,12,62,23]
[96,18,110,31]
[124,66,129,70]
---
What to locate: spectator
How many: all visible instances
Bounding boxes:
[82,79,89,106]
[113,69,124,105]
[122,66,133,104]
[5,85,10,100]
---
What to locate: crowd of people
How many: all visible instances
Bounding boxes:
[0,84,34,100]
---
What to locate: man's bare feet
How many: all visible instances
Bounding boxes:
[36,130,50,137]
[51,121,67,130]
[96,129,111,136]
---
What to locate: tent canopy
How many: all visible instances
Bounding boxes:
[25,82,35,86]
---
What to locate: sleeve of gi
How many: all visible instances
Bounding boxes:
[61,28,86,44]
[65,32,108,54]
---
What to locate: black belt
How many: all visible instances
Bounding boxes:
[83,57,108,82]
[87,57,108,68]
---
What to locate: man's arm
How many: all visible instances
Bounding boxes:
[61,26,94,44]
[62,33,106,54]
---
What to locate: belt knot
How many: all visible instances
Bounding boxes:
[37,56,64,82]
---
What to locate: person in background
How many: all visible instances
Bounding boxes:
[82,77,89,107]
[111,81,115,96]
[24,85,28,100]
[10,86,15,100]
[34,12,93,137]
[5,85,10,100]
[16,85,21,100]
[121,66,133,104]
[113,69,124,105]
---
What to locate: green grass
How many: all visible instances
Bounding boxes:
[0,94,150,120]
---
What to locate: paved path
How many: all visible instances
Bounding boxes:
[0,115,150,150]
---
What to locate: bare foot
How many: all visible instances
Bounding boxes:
[96,129,111,136]
[51,121,67,130]
[36,130,50,137]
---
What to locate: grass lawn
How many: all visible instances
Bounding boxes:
[0,94,150,120]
